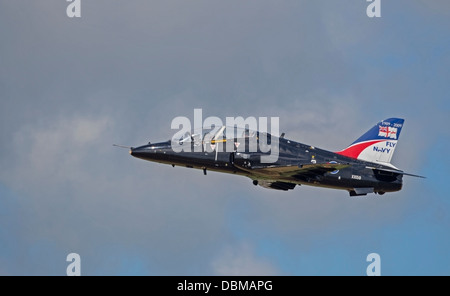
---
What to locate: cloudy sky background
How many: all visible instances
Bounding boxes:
[0,0,449,275]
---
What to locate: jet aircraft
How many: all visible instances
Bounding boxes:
[118,118,424,196]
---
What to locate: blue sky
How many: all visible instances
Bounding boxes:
[0,0,449,275]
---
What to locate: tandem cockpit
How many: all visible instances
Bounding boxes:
[175,126,267,146]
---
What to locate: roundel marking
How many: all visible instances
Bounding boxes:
[329,161,339,175]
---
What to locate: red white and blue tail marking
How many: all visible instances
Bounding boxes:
[336,118,404,165]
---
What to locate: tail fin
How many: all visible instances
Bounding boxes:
[336,118,404,167]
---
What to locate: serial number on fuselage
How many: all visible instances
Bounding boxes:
[351,175,362,180]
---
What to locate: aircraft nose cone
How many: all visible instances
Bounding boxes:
[129,141,172,160]
[129,147,145,157]
[129,146,155,159]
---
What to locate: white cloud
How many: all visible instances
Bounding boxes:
[2,115,111,195]
[212,242,279,276]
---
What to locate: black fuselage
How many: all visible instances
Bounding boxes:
[130,135,402,196]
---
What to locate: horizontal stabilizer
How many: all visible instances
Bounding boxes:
[366,166,426,178]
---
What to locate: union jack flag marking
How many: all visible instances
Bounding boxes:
[378,126,397,139]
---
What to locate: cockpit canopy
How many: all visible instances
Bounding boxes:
[177,126,261,144]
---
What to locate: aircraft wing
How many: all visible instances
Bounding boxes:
[234,162,350,179]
